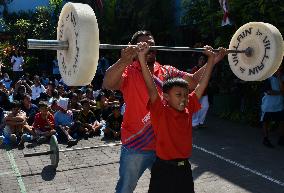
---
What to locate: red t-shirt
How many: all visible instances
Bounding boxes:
[33,112,55,132]
[120,61,188,151]
[148,92,201,160]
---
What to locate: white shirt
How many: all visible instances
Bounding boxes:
[31,84,46,100]
[11,56,24,71]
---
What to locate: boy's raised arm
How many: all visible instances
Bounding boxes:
[137,42,159,103]
[194,46,227,99]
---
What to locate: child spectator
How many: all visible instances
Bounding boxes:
[54,98,81,146]
[69,93,82,115]
[77,99,102,136]
[1,73,13,90]
[21,94,39,125]
[0,82,11,110]
[95,92,112,121]
[32,101,56,144]
[137,42,223,193]
[31,75,46,104]
[0,107,5,145]
[3,100,31,146]
[103,104,123,140]
[85,88,96,107]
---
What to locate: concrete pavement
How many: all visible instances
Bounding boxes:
[0,114,283,193]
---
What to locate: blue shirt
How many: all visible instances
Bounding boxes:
[261,76,284,112]
[54,111,74,127]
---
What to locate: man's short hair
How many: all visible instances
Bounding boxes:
[130,30,153,45]
[162,77,189,93]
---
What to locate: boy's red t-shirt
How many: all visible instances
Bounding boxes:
[148,92,201,160]
[33,112,55,132]
[120,61,188,151]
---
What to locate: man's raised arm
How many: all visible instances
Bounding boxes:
[103,46,138,90]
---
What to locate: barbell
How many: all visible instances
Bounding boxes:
[24,135,122,169]
[27,2,284,85]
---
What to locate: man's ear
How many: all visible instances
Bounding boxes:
[163,93,169,101]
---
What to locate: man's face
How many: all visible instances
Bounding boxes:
[137,35,156,66]
[164,86,189,112]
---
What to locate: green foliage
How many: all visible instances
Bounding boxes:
[180,0,282,125]
[10,19,31,46]
[32,6,55,39]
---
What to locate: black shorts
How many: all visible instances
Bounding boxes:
[262,110,284,122]
[148,157,195,193]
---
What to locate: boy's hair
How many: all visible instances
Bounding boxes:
[10,100,21,109]
[38,101,49,109]
[80,98,90,106]
[162,77,189,93]
[130,30,153,45]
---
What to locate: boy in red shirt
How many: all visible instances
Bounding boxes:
[33,101,56,143]
[138,42,226,193]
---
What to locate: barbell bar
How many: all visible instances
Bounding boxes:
[26,2,284,85]
[23,135,122,169]
[27,39,252,56]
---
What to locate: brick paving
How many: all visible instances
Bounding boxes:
[1,114,284,193]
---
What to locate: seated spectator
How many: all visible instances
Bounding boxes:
[95,92,112,121]
[85,88,96,107]
[1,73,13,90]
[39,81,56,102]
[0,107,4,145]
[77,99,102,136]
[0,83,11,110]
[103,104,123,140]
[68,93,82,114]
[2,101,31,146]
[54,98,81,146]
[75,88,84,101]
[13,84,27,101]
[40,72,49,86]
[21,94,39,125]
[31,75,46,104]
[57,84,67,97]
[32,101,56,144]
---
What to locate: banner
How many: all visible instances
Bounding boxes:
[219,0,231,26]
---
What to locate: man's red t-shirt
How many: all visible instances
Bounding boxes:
[148,92,201,159]
[120,61,188,151]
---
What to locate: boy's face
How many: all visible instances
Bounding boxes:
[39,106,48,116]
[164,86,189,111]
[12,107,20,114]
[82,102,90,111]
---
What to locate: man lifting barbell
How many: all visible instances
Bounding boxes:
[102,30,227,193]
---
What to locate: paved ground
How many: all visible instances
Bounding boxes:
[1,114,284,193]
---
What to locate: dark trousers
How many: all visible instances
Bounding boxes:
[148,157,195,193]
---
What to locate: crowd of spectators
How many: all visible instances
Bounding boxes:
[0,56,123,149]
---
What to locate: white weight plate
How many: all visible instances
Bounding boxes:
[228,22,283,81]
[258,23,284,81]
[57,3,99,86]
